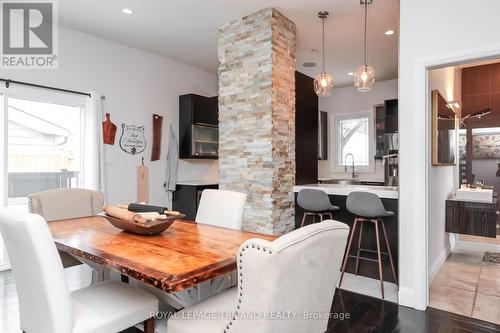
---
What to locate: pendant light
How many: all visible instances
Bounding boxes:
[314,11,333,97]
[353,0,375,92]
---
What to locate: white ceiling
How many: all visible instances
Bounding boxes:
[59,0,399,87]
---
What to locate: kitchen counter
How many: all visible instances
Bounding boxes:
[293,183,399,199]
[294,183,399,283]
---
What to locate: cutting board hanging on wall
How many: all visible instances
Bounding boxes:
[151,114,163,161]
[137,157,149,203]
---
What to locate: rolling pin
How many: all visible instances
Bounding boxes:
[103,206,146,224]
[126,203,182,216]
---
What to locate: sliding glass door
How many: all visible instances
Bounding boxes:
[0,85,87,270]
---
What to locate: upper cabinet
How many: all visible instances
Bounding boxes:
[179,94,219,159]
[192,95,219,126]
[375,99,398,159]
[295,71,319,185]
[384,99,398,133]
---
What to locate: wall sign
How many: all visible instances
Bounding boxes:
[119,124,146,155]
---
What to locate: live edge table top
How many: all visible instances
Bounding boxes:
[48,216,276,293]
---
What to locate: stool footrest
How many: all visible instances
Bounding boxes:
[357,248,390,256]
[347,255,380,263]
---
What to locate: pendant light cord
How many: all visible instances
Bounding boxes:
[364,1,368,66]
[322,16,326,73]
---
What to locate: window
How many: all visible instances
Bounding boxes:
[0,85,87,270]
[333,112,374,171]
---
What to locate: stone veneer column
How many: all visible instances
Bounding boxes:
[217,8,296,235]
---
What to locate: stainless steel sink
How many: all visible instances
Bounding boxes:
[322,179,362,185]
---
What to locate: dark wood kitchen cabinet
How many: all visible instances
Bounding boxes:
[295,71,318,185]
[179,94,219,159]
[384,99,398,134]
[295,193,399,283]
[172,183,219,220]
[446,198,498,238]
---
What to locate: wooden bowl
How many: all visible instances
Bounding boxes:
[103,214,185,236]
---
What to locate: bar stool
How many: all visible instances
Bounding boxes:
[297,189,340,227]
[338,191,397,299]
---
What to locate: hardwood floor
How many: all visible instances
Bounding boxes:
[1,268,500,333]
[328,289,500,333]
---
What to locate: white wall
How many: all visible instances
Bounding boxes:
[0,27,219,206]
[399,0,500,309]
[318,79,398,181]
[427,67,460,282]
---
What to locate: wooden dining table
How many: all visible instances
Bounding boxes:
[48,216,276,293]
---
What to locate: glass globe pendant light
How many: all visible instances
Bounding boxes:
[354,0,375,92]
[314,11,333,97]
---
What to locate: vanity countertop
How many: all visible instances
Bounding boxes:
[293,183,399,199]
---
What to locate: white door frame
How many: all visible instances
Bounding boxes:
[405,42,500,310]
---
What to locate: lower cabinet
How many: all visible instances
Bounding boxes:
[445,199,498,238]
[294,193,399,283]
[172,184,219,220]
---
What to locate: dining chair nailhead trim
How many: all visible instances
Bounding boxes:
[224,242,272,333]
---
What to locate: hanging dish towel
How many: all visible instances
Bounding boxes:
[163,125,178,209]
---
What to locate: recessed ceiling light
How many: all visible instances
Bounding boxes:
[122,8,133,15]
[302,62,317,68]
[348,72,354,76]
[385,30,395,36]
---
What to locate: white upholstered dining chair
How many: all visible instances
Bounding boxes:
[139,189,247,312]
[159,220,350,333]
[28,188,107,282]
[195,189,247,229]
[0,209,159,333]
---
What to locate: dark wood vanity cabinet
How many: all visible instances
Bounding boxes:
[446,199,498,237]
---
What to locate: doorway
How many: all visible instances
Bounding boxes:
[427,60,500,325]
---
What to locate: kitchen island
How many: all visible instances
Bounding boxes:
[293,183,399,283]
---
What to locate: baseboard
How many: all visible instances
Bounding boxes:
[428,247,449,283]
[398,286,428,310]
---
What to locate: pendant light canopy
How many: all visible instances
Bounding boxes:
[353,0,375,92]
[314,11,333,97]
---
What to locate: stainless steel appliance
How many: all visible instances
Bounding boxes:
[383,133,399,186]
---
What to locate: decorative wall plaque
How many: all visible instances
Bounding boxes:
[119,124,146,155]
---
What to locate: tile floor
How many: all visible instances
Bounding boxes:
[429,241,500,325]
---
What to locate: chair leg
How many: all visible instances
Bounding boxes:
[300,212,308,228]
[381,221,398,284]
[374,220,385,299]
[143,317,154,333]
[328,212,333,220]
[319,213,324,221]
[355,220,364,276]
[339,218,358,288]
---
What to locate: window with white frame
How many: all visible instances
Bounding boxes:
[334,112,374,171]
[0,85,88,270]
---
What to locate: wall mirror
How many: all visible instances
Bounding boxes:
[431,90,457,166]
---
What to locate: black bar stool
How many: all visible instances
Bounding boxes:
[297,189,340,227]
[338,191,397,299]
